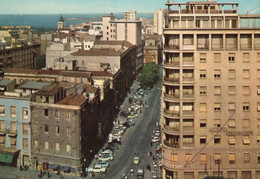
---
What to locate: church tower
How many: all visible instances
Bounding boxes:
[57,15,65,30]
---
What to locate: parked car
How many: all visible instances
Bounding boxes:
[133,156,140,164]
[128,120,135,126]
[88,165,106,173]
[128,114,138,119]
[151,136,160,143]
[96,160,109,168]
[99,153,113,161]
[107,142,118,150]
[123,122,130,128]
[137,169,144,178]
[156,147,162,154]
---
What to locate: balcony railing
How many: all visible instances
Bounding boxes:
[163,124,180,131]
[164,77,180,83]
[183,77,194,82]
[168,10,237,15]
[164,92,180,99]
[164,61,180,67]
[197,44,209,50]
[164,109,180,117]
[183,110,194,116]
[163,139,180,148]
[183,94,194,98]
[164,44,179,50]
[183,45,194,51]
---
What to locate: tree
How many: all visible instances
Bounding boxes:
[139,63,159,88]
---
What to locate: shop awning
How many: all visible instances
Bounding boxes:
[60,166,71,172]
[49,164,60,170]
[0,147,19,164]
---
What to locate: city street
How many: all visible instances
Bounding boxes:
[0,69,162,179]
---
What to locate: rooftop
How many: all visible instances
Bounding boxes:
[0,80,14,87]
[35,85,60,96]
[57,94,87,106]
[21,81,50,90]
[59,71,92,78]
[71,48,122,56]
[94,40,134,48]
[88,71,114,77]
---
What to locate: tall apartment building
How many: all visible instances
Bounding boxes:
[124,10,137,21]
[154,9,167,36]
[162,1,260,179]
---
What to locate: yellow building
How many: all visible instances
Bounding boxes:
[162,1,260,179]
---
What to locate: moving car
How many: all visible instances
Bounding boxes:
[137,169,144,178]
[88,165,106,173]
[96,160,109,168]
[133,156,140,164]
[151,136,160,143]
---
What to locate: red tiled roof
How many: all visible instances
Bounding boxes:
[57,94,87,106]
[71,48,121,56]
[4,69,40,74]
[35,85,60,96]
[84,84,98,94]
[38,70,61,75]
[88,71,114,77]
[94,40,134,48]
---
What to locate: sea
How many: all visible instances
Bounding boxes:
[0,13,153,29]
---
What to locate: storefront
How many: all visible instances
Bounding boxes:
[0,147,20,167]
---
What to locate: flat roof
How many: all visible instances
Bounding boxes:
[21,81,50,90]
[0,80,13,87]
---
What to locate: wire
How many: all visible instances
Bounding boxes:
[184,111,235,168]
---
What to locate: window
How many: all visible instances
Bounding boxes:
[214,69,221,79]
[214,103,221,112]
[10,121,16,131]
[214,153,221,164]
[258,86,260,95]
[66,128,71,136]
[200,154,207,165]
[56,143,60,152]
[44,124,49,133]
[22,123,28,135]
[34,140,38,148]
[258,152,260,164]
[243,69,250,79]
[214,53,221,62]
[66,111,71,119]
[200,70,206,79]
[228,69,235,79]
[10,137,16,148]
[214,119,221,128]
[258,103,260,112]
[200,53,206,62]
[45,141,49,150]
[186,154,192,166]
[258,119,260,128]
[243,86,250,95]
[229,153,236,164]
[228,86,235,95]
[22,107,28,119]
[243,53,250,62]
[200,86,206,95]
[200,103,207,112]
[0,105,5,116]
[23,138,28,150]
[214,86,221,95]
[66,144,71,153]
[184,172,194,179]
[228,53,235,62]
[10,106,16,118]
[244,153,250,164]
[200,119,206,128]
[257,53,260,62]
[228,119,236,128]
[183,136,194,144]
[258,69,260,79]
[55,126,60,134]
[170,153,178,164]
[0,135,5,145]
[243,102,250,111]
[44,109,48,117]
[228,103,235,111]
[34,123,38,132]
[55,110,59,118]
[243,119,250,128]
[200,136,206,144]
[0,120,5,131]
[214,136,221,144]
[34,107,38,116]
[243,135,250,145]
[228,135,236,145]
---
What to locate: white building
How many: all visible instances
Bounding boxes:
[154,9,167,35]
[124,10,137,21]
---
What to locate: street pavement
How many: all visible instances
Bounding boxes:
[0,69,163,179]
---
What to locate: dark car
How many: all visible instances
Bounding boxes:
[128,97,133,103]
[119,111,127,117]
[107,142,118,150]
[123,122,130,128]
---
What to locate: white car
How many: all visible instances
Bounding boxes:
[99,154,114,161]
[151,136,160,143]
[88,165,106,173]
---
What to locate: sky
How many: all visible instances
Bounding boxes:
[0,0,259,14]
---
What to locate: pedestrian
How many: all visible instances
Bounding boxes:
[40,170,42,176]
[148,150,150,156]
[20,165,23,171]
[150,151,152,156]
[47,171,50,178]
[148,164,151,171]
[150,141,153,147]
[153,155,155,160]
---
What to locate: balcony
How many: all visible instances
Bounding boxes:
[164,124,180,131]
[183,93,194,99]
[164,109,180,117]
[164,92,180,100]
[183,77,194,83]
[6,129,17,136]
[164,77,180,84]
[183,45,194,51]
[164,44,179,50]
[164,61,180,68]
[183,110,194,117]
[163,139,180,148]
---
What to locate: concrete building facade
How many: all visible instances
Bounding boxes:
[162,1,260,179]
[124,10,137,21]
[154,9,167,36]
